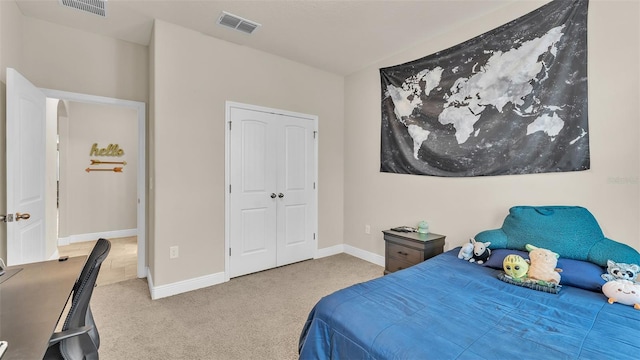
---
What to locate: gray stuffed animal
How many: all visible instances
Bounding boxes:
[601,260,640,283]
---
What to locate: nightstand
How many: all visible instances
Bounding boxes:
[382,230,446,274]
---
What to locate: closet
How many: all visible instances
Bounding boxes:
[227,104,317,278]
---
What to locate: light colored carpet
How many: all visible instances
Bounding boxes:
[91,253,383,359]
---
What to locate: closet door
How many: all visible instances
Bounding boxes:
[229,106,316,278]
[229,108,278,278]
[276,116,315,266]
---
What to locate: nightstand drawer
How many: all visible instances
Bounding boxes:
[386,257,416,273]
[382,230,446,275]
[386,242,422,264]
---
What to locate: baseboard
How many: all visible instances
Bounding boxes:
[344,244,385,267]
[58,228,138,246]
[314,244,344,259]
[147,268,226,300]
[145,245,382,300]
[316,244,385,267]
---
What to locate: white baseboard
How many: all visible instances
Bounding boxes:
[147,267,226,300]
[145,245,383,300]
[316,244,385,267]
[58,228,138,246]
[344,244,385,267]
[314,244,344,259]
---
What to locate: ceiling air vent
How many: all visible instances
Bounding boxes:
[217,11,261,35]
[59,0,107,18]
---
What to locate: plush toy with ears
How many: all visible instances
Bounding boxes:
[469,238,491,264]
[526,244,562,284]
[457,242,474,261]
[601,260,640,283]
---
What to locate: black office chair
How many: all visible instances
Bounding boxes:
[44,238,111,360]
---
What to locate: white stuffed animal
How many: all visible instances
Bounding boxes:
[602,280,640,310]
[457,242,474,261]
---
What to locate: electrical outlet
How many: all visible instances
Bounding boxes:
[365,224,371,234]
[169,246,179,259]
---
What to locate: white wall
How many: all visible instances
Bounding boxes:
[343,1,640,257]
[58,101,138,240]
[150,20,345,286]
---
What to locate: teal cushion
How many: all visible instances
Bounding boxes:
[475,206,640,267]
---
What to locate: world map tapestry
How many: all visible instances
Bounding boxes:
[380,0,589,177]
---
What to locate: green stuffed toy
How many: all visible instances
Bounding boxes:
[502,254,529,281]
[498,245,563,294]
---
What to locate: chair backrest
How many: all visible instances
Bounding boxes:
[63,238,111,331]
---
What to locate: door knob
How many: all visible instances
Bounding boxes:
[15,212,31,221]
[270,193,277,199]
[278,193,284,198]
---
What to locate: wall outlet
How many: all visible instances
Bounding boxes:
[365,224,371,234]
[169,246,179,259]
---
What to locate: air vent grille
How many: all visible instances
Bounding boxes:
[59,0,107,17]
[217,11,261,35]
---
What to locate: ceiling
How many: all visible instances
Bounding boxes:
[14,0,545,76]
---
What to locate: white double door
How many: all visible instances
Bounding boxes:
[228,105,316,278]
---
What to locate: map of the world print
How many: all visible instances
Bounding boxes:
[380,0,589,177]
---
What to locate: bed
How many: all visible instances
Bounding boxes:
[298,249,640,359]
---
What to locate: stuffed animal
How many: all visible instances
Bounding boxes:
[457,242,474,261]
[503,254,529,280]
[469,238,491,264]
[525,244,562,284]
[602,279,640,310]
[601,260,640,283]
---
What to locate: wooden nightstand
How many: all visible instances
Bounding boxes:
[382,230,446,274]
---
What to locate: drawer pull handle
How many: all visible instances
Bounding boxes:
[397,251,408,256]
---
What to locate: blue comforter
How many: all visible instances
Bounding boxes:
[299,249,640,359]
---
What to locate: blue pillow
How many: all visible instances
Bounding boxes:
[481,248,606,292]
[557,258,606,292]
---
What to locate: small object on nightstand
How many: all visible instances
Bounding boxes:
[390,226,416,233]
[417,221,429,234]
[382,230,445,275]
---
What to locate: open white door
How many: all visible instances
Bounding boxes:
[6,68,47,266]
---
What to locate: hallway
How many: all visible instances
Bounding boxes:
[58,236,137,286]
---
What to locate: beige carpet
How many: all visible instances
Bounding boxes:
[91,253,383,360]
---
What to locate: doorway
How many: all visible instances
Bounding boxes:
[225,102,318,279]
[53,99,140,285]
[6,68,146,276]
[41,89,147,279]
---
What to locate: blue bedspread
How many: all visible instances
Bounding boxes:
[299,249,640,359]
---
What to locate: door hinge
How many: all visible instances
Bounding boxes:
[229,184,232,193]
[229,121,232,130]
[313,182,316,189]
[313,233,316,240]
[229,248,231,256]
[313,131,317,139]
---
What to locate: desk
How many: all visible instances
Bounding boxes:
[0,256,86,360]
